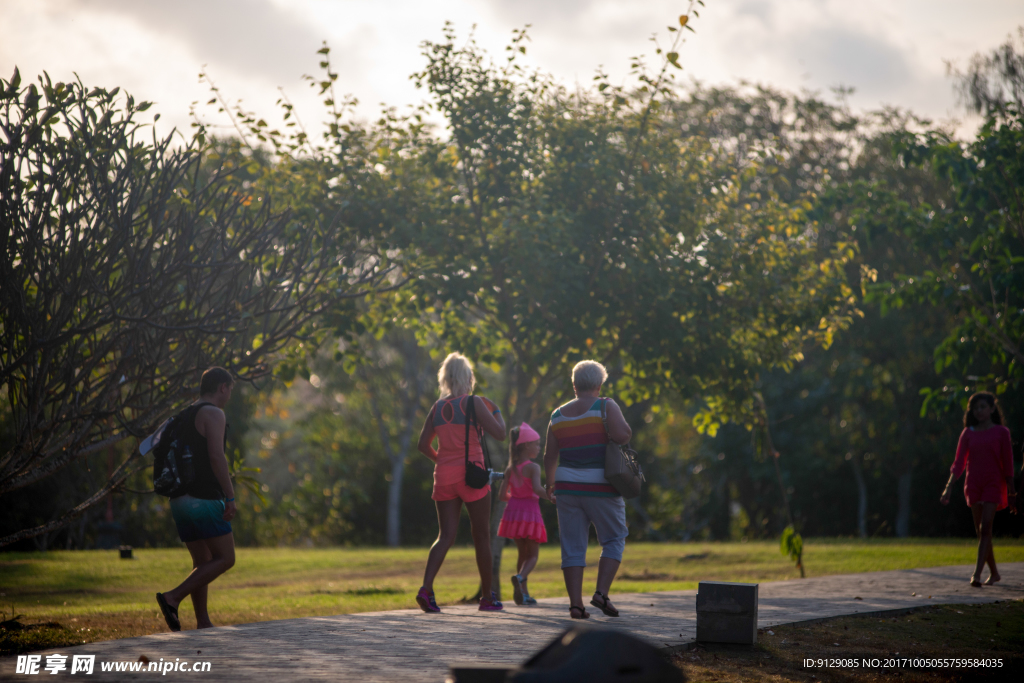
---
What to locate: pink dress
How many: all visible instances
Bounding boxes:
[498,462,548,543]
[951,425,1014,510]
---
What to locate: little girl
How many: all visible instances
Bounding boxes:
[497,423,551,606]
[940,392,1017,587]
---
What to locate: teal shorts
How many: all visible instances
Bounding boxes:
[170,495,231,543]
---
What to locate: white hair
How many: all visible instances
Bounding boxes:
[438,352,476,398]
[572,360,608,393]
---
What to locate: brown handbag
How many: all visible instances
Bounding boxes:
[600,398,644,499]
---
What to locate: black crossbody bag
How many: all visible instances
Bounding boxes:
[464,394,492,489]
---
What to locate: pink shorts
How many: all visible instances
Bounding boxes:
[432,478,490,503]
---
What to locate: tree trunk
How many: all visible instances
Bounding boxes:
[386,456,405,547]
[849,455,867,538]
[366,334,427,549]
[484,365,531,603]
[895,467,912,538]
[628,497,663,540]
[490,493,507,601]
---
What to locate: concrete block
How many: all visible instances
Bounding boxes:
[696,581,758,614]
[696,581,758,645]
[696,612,758,645]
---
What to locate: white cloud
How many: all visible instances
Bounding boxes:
[83,0,325,84]
[1,0,1021,141]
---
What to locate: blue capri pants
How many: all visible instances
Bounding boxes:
[555,494,628,568]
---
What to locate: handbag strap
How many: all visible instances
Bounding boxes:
[600,397,615,445]
[465,395,474,469]
[600,397,630,448]
[464,394,492,471]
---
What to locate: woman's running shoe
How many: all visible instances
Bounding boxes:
[416,587,441,613]
[479,591,504,611]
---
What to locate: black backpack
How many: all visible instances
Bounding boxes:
[151,402,210,498]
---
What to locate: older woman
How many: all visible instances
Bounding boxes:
[544,360,632,619]
[416,352,506,612]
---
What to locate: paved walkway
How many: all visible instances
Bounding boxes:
[6,563,1022,681]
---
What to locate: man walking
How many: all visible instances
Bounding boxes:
[156,367,237,631]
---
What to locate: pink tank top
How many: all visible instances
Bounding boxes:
[508,461,539,500]
[431,395,500,485]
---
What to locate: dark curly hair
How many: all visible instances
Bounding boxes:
[964,391,1002,428]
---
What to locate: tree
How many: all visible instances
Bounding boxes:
[350,331,434,547]
[622,84,964,541]
[0,69,393,547]
[880,110,1024,410]
[360,13,856,590]
[950,27,1024,117]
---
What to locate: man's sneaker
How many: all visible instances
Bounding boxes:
[416,587,440,613]
[479,591,504,612]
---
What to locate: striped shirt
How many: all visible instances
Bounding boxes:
[551,398,618,498]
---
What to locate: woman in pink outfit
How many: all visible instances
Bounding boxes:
[940,392,1017,587]
[497,423,551,606]
[416,352,507,612]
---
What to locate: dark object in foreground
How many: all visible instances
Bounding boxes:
[447,626,684,683]
[119,545,133,559]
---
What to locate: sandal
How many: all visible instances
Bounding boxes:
[156,593,180,632]
[590,590,619,617]
[569,605,590,619]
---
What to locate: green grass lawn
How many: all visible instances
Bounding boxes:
[1,538,1022,651]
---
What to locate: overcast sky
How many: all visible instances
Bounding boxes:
[2,0,1021,141]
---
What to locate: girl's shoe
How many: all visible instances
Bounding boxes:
[416,587,441,613]
[519,577,537,605]
[479,591,504,611]
[511,574,524,605]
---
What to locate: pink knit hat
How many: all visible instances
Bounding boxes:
[516,422,541,445]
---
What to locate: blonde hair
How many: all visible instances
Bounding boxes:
[572,360,608,393]
[438,352,476,398]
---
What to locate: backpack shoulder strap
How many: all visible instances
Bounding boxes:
[173,401,216,441]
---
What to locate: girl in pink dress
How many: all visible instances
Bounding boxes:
[940,392,1018,587]
[497,423,551,606]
